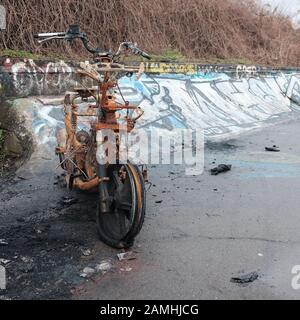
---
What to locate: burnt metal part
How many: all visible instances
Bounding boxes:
[211,164,232,175]
[34,27,149,248]
[76,130,91,145]
[231,272,259,284]
[265,145,280,152]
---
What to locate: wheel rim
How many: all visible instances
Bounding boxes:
[97,164,137,242]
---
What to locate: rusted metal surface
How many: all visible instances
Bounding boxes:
[58,56,145,191]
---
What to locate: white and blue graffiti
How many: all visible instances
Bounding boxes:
[9,71,300,148]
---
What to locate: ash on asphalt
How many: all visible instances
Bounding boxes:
[0,173,117,300]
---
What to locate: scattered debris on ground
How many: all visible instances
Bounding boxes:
[61,196,78,206]
[20,256,33,263]
[95,260,112,272]
[0,258,11,265]
[120,267,132,272]
[211,164,232,176]
[258,253,263,257]
[80,260,112,278]
[81,248,92,257]
[230,271,259,284]
[205,213,221,218]
[34,225,50,234]
[0,239,8,246]
[265,145,280,152]
[117,251,136,261]
[80,267,95,278]
[16,175,30,180]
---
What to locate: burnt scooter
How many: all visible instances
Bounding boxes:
[34,25,151,248]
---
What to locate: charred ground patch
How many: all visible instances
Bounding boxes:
[0,173,118,300]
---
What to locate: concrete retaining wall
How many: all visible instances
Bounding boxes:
[1,58,300,174]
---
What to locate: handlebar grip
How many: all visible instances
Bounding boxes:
[33,32,66,38]
[141,51,151,60]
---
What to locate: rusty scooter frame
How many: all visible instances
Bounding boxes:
[34,25,150,248]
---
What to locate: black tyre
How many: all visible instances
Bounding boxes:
[96,164,146,249]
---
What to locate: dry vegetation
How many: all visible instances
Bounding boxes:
[1,0,300,66]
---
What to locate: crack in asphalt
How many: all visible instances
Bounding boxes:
[201,235,294,244]
[156,232,297,244]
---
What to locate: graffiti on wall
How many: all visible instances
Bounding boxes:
[116,72,300,136]
[144,62,260,77]
[283,73,300,105]
[1,58,266,97]
[2,58,300,148]
[1,58,77,96]
[15,70,300,151]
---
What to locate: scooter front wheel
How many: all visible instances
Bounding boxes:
[96,164,146,249]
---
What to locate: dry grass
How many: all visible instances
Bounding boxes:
[1,0,300,66]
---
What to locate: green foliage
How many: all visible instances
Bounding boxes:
[0,48,258,66]
[0,49,67,60]
[151,47,186,61]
